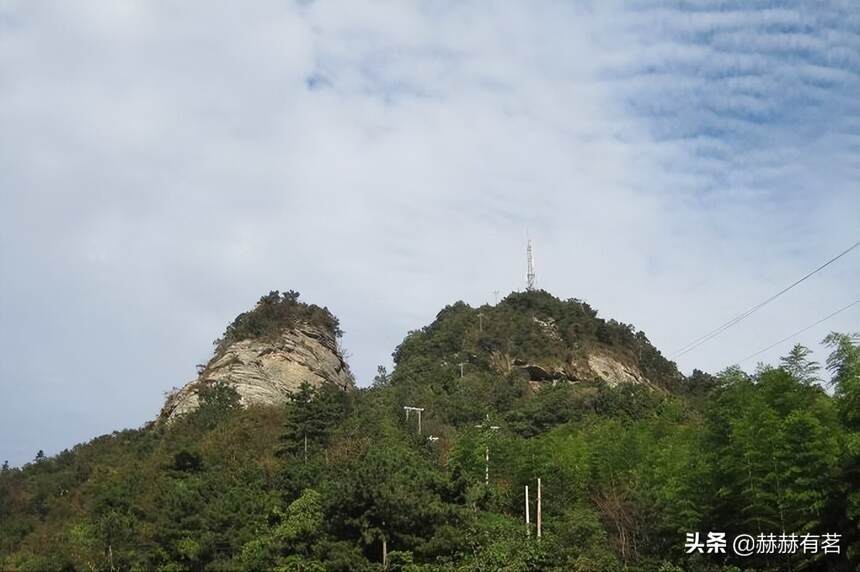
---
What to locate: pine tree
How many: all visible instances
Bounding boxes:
[372,365,390,388]
[278,383,348,460]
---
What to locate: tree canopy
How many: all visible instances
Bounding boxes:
[214,290,343,355]
[2,291,857,571]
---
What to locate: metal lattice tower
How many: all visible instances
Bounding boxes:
[526,238,536,291]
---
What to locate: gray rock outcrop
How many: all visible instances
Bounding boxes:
[492,349,657,389]
[585,351,652,388]
[159,322,353,422]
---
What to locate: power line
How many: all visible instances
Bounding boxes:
[736,299,860,364]
[670,240,860,359]
[672,240,859,358]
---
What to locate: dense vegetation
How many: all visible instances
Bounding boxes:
[1,291,858,571]
[213,291,342,355]
[391,291,680,392]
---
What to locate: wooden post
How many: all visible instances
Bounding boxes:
[525,485,530,538]
[537,478,542,540]
[382,536,388,569]
[303,434,308,462]
[417,409,422,435]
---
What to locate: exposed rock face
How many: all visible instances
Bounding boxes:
[160,323,353,421]
[586,352,652,388]
[485,317,656,388]
[494,349,656,389]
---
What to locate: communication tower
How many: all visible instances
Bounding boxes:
[526,239,536,291]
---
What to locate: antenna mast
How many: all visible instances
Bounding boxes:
[526,238,536,291]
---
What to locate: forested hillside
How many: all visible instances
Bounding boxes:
[1,291,858,571]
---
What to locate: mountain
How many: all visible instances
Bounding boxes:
[164,289,678,425]
[160,291,353,422]
[1,290,858,572]
[389,290,681,391]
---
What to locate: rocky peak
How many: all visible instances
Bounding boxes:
[159,293,354,422]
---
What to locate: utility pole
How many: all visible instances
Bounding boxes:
[403,406,424,435]
[526,238,536,291]
[475,415,500,485]
[458,362,466,378]
[537,478,542,540]
[493,290,500,305]
[525,485,531,538]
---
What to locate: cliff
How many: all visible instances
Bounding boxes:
[159,292,354,421]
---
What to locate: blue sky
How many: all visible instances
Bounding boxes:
[1,0,858,467]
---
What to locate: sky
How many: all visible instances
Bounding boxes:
[1,0,858,467]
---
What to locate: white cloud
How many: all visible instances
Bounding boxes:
[0,0,857,466]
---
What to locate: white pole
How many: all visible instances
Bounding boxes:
[537,478,542,540]
[525,485,530,538]
[404,406,425,434]
[485,446,489,486]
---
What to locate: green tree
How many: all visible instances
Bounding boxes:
[240,489,325,570]
[779,343,821,385]
[823,332,860,567]
[777,410,837,532]
[325,441,452,567]
[215,290,342,352]
[824,332,860,426]
[279,383,349,460]
[189,379,242,430]
[373,365,391,388]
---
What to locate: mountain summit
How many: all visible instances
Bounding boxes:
[390,290,681,391]
[161,289,680,422]
[159,291,354,422]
